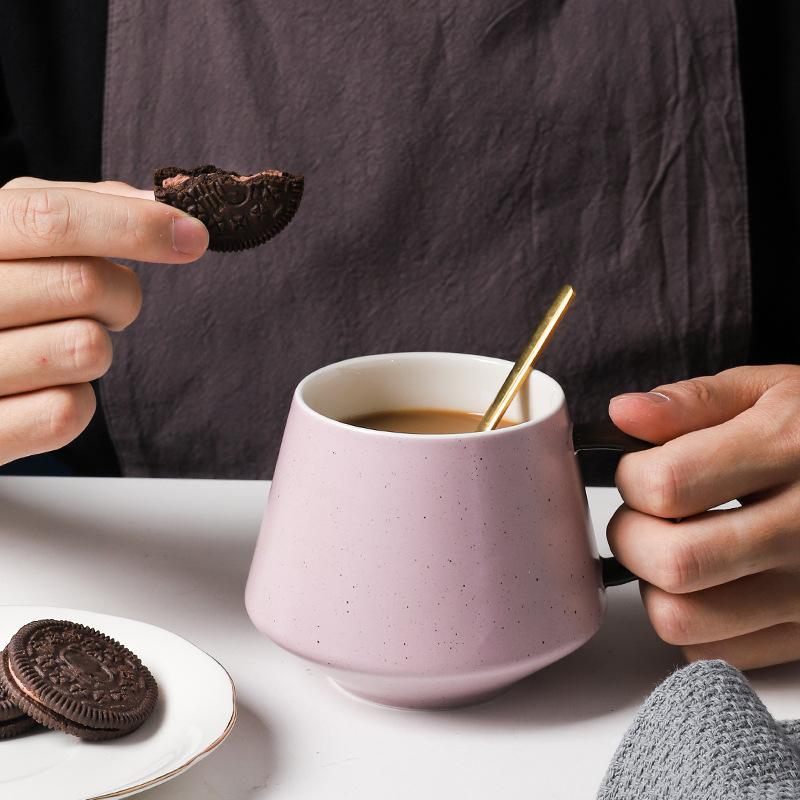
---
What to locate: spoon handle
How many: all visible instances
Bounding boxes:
[477,284,575,432]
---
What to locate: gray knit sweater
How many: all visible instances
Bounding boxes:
[598,660,800,799]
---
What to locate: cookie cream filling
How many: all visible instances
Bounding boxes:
[5,655,117,734]
[161,169,284,189]
[6,658,40,706]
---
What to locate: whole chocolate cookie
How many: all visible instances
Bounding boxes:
[0,682,36,739]
[154,164,304,252]
[0,620,158,741]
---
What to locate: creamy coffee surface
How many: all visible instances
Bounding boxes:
[343,408,517,434]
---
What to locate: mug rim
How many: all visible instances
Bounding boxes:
[294,351,567,440]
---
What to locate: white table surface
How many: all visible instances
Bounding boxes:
[0,477,797,799]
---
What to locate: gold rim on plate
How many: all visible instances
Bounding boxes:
[89,657,238,800]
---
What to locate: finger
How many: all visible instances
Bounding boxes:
[641,571,800,646]
[0,257,142,332]
[608,365,796,444]
[682,623,800,670]
[0,384,96,466]
[0,186,208,262]
[614,379,800,517]
[4,176,155,201]
[607,490,800,594]
[0,319,112,397]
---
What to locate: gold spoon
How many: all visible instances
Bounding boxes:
[477,284,575,432]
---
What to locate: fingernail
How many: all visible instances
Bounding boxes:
[171,216,209,256]
[611,391,671,405]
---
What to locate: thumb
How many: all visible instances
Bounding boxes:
[608,366,792,444]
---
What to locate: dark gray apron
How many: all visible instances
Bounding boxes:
[101,0,750,478]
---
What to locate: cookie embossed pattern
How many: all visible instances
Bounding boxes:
[0,620,158,741]
[154,164,304,252]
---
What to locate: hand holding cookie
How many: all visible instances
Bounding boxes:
[154,165,304,252]
[0,177,209,467]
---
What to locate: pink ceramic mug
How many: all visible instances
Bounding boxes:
[245,352,645,709]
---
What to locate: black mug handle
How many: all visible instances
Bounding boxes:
[572,421,654,588]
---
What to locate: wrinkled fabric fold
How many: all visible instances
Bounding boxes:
[101,0,749,478]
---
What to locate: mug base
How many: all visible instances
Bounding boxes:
[257,622,603,710]
[328,676,514,710]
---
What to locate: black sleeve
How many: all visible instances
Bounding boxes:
[737,0,800,365]
[0,0,108,183]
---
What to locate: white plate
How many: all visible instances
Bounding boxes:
[0,606,236,799]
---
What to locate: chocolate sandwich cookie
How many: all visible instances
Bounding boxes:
[154,164,304,252]
[0,620,158,741]
[0,682,36,739]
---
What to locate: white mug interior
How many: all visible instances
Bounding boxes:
[296,352,565,434]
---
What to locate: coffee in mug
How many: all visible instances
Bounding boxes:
[344,408,518,434]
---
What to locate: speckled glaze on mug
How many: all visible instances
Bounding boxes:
[246,353,605,708]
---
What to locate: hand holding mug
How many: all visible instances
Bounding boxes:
[608,365,800,669]
[0,177,208,466]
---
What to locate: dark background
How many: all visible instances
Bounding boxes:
[0,0,797,479]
